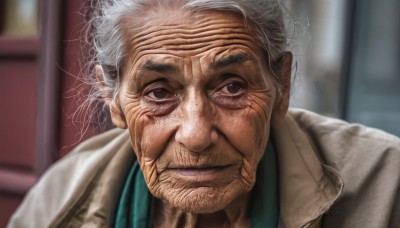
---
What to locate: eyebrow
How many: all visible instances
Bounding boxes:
[211,53,252,70]
[141,60,178,73]
[140,53,252,73]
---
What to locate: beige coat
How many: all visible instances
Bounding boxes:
[8,109,400,228]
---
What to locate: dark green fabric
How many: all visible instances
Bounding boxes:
[114,160,152,228]
[250,141,280,228]
[115,142,279,228]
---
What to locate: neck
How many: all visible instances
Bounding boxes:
[153,193,251,228]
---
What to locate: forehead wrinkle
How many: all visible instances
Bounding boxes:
[127,32,257,61]
[122,10,263,78]
[126,23,253,52]
[125,33,258,69]
[122,12,244,47]
[130,19,239,37]
[122,11,256,53]
[135,28,252,46]
[127,14,248,41]
[126,27,252,55]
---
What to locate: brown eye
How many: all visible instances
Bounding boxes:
[148,88,173,100]
[227,83,241,93]
[221,82,245,95]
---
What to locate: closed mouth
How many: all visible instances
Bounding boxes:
[170,165,230,176]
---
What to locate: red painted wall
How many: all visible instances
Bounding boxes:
[0,0,103,226]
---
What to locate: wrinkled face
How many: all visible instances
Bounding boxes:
[112,8,287,213]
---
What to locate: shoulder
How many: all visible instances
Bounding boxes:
[7,128,130,228]
[288,108,400,227]
[288,108,399,144]
[287,108,400,177]
[288,108,400,165]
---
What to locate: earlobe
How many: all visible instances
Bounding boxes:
[95,65,127,129]
[272,52,293,122]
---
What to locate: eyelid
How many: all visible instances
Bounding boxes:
[219,83,246,97]
[211,77,248,109]
[140,80,180,115]
[141,78,173,94]
[216,75,247,90]
[142,80,181,106]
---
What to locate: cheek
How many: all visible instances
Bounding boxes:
[138,117,177,160]
[123,95,178,166]
[123,96,179,188]
[122,97,145,152]
[219,92,275,163]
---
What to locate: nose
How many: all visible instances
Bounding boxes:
[175,91,218,152]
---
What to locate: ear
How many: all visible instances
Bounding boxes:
[271,52,292,123]
[95,65,127,129]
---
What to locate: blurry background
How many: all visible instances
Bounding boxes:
[287,0,400,136]
[0,0,399,226]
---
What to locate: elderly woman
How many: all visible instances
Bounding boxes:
[8,0,400,227]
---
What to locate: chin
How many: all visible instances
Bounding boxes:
[174,190,230,213]
[159,184,249,214]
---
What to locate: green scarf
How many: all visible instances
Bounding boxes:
[114,142,279,228]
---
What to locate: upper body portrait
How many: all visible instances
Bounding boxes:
[8,0,400,227]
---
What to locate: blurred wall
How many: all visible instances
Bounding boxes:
[286,0,347,117]
[0,0,101,225]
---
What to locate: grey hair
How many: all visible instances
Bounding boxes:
[82,0,291,128]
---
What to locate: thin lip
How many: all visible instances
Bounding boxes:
[171,166,230,177]
[167,165,231,170]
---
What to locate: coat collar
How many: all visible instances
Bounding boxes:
[272,110,344,228]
